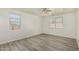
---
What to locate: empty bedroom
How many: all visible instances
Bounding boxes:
[0,8,79,51]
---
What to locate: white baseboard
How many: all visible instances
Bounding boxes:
[43,33,76,39]
[0,33,42,45]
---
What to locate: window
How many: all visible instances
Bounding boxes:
[49,16,64,28]
[9,13,21,31]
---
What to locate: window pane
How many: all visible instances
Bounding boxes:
[55,17,63,23]
[50,23,55,28]
[9,13,21,31]
[56,23,64,28]
[49,18,55,28]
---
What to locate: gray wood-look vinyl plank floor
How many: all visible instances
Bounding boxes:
[0,34,79,51]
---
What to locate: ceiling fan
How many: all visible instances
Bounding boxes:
[40,8,54,16]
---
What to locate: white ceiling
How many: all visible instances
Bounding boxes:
[12,8,40,16]
[12,8,76,16]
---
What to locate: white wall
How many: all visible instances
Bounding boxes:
[0,9,42,44]
[43,12,76,38]
[76,11,79,47]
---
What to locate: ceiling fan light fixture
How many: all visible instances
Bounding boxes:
[40,8,53,16]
